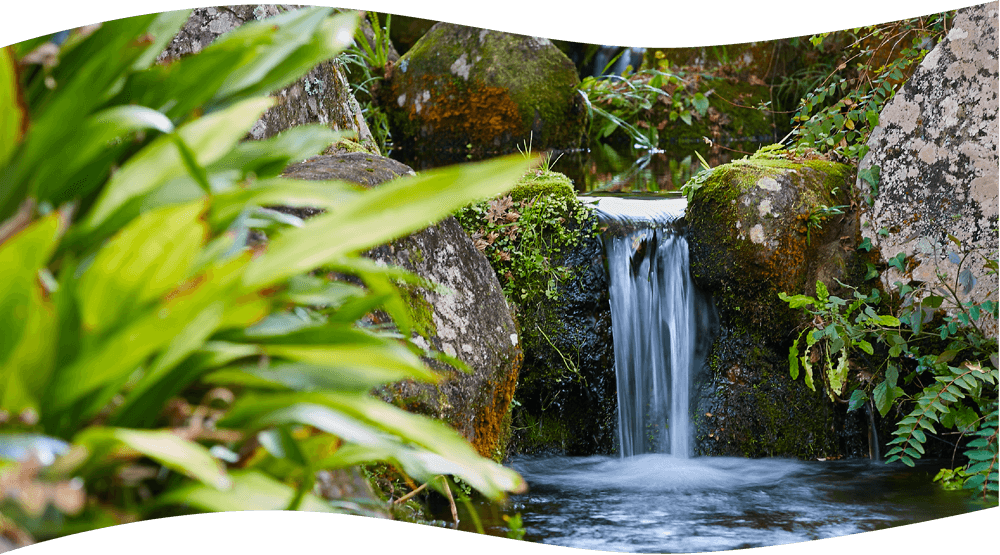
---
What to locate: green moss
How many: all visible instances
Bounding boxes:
[400,286,437,339]
[510,170,575,203]
[331,138,379,155]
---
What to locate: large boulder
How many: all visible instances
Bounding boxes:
[385,22,589,159]
[858,2,999,336]
[686,148,868,458]
[159,5,377,151]
[281,154,522,461]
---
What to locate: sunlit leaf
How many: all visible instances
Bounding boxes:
[75,201,207,335]
[83,97,275,229]
[243,155,535,290]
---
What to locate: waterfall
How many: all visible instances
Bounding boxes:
[593,197,699,458]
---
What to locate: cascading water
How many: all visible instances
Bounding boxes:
[505,196,979,552]
[592,197,699,458]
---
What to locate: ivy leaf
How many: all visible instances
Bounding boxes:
[848,389,867,412]
[692,93,709,117]
[858,340,874,355]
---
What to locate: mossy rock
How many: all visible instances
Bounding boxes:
[385,22,588,158]
[480,172,617,456]
[685,147,872,459]
[510,169,576,203]
[686,147,861,337]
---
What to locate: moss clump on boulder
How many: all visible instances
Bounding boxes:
[687,146,859,337]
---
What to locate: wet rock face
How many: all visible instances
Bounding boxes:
[281,154,521,461]
[511,213,617,456]
[385,22,588,158]
[159,6,376,151]
[858,2,999,335]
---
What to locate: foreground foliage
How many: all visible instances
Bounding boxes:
[0,8,528,543]
[781,239,998,500]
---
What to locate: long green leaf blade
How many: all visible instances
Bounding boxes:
[243,155,535,290]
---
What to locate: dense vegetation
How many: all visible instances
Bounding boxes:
[774,13,998,500]
[0,5,994,549]
[0,8,530,544]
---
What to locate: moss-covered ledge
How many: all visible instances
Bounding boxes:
[456,169,617,456]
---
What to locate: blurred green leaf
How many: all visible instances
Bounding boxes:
[74,427,231,489]
[160,469,333,512]
[0,47,25,168]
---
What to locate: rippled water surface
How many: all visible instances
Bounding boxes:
[505,455,986,553]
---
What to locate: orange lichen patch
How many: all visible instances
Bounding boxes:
[471,350,521,460]
[406,79,524,147]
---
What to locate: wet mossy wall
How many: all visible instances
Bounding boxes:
[456,171,617,456]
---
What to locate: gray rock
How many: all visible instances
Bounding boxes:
[858,2,998,335]
[159,5,376,152]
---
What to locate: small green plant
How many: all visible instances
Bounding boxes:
[780,281,899,400]
[934,466,971,490]
[517,132,560,172]
[455,173,597,306]
[803,204,847,245]
[679,150,714,202]
[537,326,586,387]
[503,512,527,540]
[337,11,393,153]
[781,237,998,500]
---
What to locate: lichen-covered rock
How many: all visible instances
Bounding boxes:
[686,148,867,458]
[368,218,522,462]
[159,5,377,151]
[385,22,588,158]
[858,2,999,335]
[281,154,522,461]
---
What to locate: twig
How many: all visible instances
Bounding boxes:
[392,475,459,527]
[442,479,459,528]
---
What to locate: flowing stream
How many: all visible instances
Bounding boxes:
[493,196,986,552]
